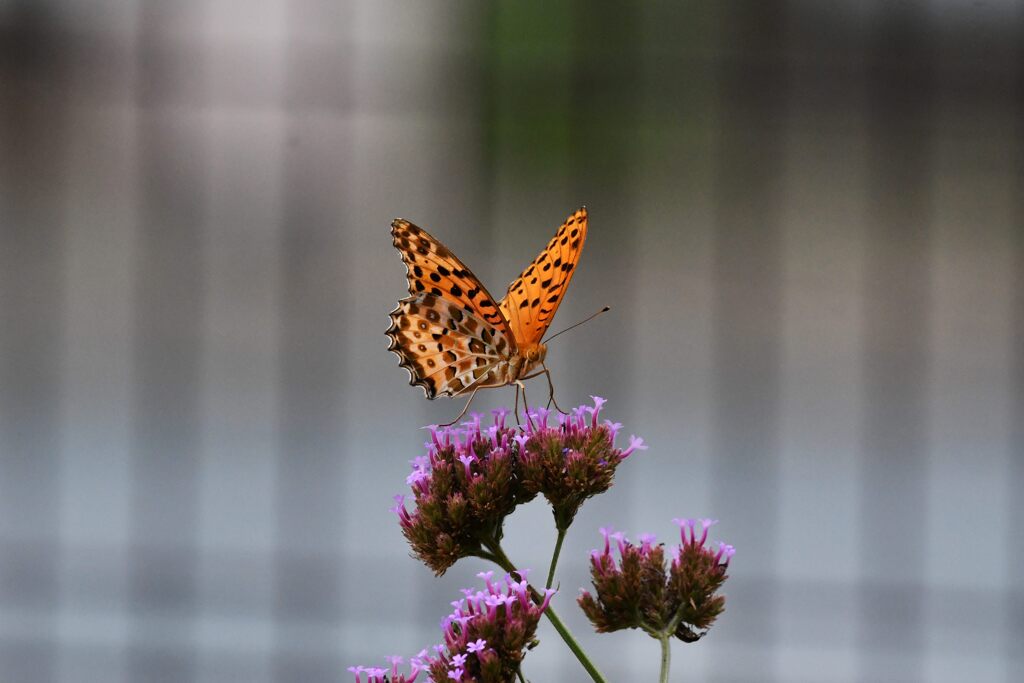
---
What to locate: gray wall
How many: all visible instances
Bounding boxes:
[1,1,1021,681]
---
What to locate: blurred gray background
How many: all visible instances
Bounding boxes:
[1,1,1022,681]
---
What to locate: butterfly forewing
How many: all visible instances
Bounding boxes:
[387,293,511,399]
[391,219,513,340]
[499,207,588,347]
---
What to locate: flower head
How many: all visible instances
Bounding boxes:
[396,398,642,573]
[422,573,554,683]
[578,520,733,643]
[518,396,643,531]
[395,415,537,574]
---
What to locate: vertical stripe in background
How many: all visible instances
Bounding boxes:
[710,2,787,681]
[198,1,288,681]
[860,3,933,681]
[128,3,207,681]
[0,5,70,682]
[1008,13,1024,682]
[58,4,140,681]
[924,5,1019,681]
[778,4,868,679]
[273,1,351,681]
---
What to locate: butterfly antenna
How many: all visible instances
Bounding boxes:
[543,306,611,344]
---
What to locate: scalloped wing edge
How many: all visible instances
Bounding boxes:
[387,298,439,399]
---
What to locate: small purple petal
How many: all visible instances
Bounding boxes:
[622,434,648,458]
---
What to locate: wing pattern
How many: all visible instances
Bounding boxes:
[499,207,588,347]
[386,293,511,399]
[391,219,512,338]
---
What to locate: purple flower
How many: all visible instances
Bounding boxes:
[423,573,554,683]
[457,453,476,479]
[397,413,537,575]
[603,420,624,439]
[397,397,643,574]
[346,658,423,683]
[583,395,608,426]
[622,434,648,458]
[350,567,553,683]
[389,494,406,515]
[519,397,643,531]
[491,407,510,429]
[579,521,734,643]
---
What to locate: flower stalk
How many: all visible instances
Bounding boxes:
[546,527,567,590]
[659,634,671,683]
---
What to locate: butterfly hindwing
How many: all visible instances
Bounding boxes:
[499,207,588,347]
[391,219,513,339]
[386,293,511,399]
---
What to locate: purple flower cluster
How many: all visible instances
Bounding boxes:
[393,399,644,574]
[578,519,734,643]
[393,409,534,574]
[518,398,646,532]
[349,572,554,683]
[424,570,555,683]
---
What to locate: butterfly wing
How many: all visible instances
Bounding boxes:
[392,218,514,341]
[499,207,588,347]
[387,293,512,398]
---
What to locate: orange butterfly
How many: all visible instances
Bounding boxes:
[387,207,589,423]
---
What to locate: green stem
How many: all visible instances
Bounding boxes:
[659,634,672,683]
[484,540,608,683]
[546,527,567,590]
[543,605,607,683]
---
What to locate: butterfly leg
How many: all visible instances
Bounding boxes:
[439,385,482,427]
[540,361,568,414]
[516,380,535,426]
[518,363,567,415]
[513,382,522,426]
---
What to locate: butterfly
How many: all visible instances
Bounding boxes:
[387,207,589,422]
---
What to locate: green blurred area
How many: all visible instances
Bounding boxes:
[481,2,723,179]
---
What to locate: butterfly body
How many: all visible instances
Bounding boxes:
[506,343,547,383]
[387,208,586,401]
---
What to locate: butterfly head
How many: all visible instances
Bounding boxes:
[520,343,547,376]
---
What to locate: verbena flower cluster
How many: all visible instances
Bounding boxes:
[357,394,732,681]
[393,398,644,574]
[578,519,735,643]
[424,570,556,683]
[347,572,554,683]
[393,408,528,574]
[519,399,647,532]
